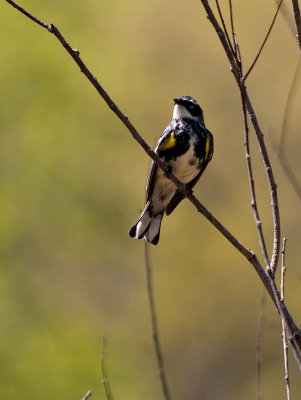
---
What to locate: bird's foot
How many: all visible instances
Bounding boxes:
[164,166,172,178]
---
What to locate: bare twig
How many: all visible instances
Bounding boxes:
[215,0,236,57]
[280,239,287,302]
[4,0,48,28]
[200,0,301,368]
[240,86,270,270]
[101,337,114,400]
[81,390,92,400]
[144,243,172,400]
[243,92,281,274]
[201,0,281,275]
[229,0,236,55]
[281,238,291,400]
[256,289,266,400]
[268,267,301,371]
[4,0,301,370]
[291,0,301,52]
[203,1,239,79]
[244,0,283,81]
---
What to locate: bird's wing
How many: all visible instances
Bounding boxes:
[165,128,214,215]
[145,125,175,201]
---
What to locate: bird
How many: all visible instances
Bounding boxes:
[128,95,213,245]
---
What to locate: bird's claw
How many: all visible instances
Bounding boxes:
[164,166,172,178]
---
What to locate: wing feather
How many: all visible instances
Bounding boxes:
[145,125,174,201]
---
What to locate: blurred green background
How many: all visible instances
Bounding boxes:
[1,0,301,399]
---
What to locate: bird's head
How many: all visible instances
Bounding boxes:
[172,96,204,124]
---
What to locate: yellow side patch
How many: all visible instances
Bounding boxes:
[205,136,211,160]
[162,132,176,150]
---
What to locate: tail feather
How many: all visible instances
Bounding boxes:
[129,203,163,245]
[128,202,151,239]
[144,214,163,245]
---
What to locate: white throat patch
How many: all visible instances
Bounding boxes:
[172,104,193,119]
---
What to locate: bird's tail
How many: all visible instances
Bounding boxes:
[128,202,163,245]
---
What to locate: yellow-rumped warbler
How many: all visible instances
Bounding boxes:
[129,96,213,245]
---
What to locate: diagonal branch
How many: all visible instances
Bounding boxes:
[2,0,261,270]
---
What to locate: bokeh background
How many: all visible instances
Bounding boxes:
[1,0,301,399]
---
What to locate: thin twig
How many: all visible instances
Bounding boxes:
[243,92,281,274]
[280,238,286,302]
[144,242,172,400]
[203,0,239,80]
[244,0,283,81]
[256,289,266,400]
[240,56,271,271]
[101,337,114,400]
[281,238,291,400]
[4,0,48,28]
[240,86,270,269]
[201,0,281,275]
[215,0,236,57]
[228,0,237,59]
[81,390,92,400]
[291,0,301,52]
[268,267,301,371]
[200,0,301,367]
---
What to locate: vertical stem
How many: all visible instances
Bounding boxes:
[201,0,281,274]
[101,337,114,400]
[144,243,172,400]
[280,239,291,400]
[256,289,266,400]
[240,85,270,269]
[244,93,281,274]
